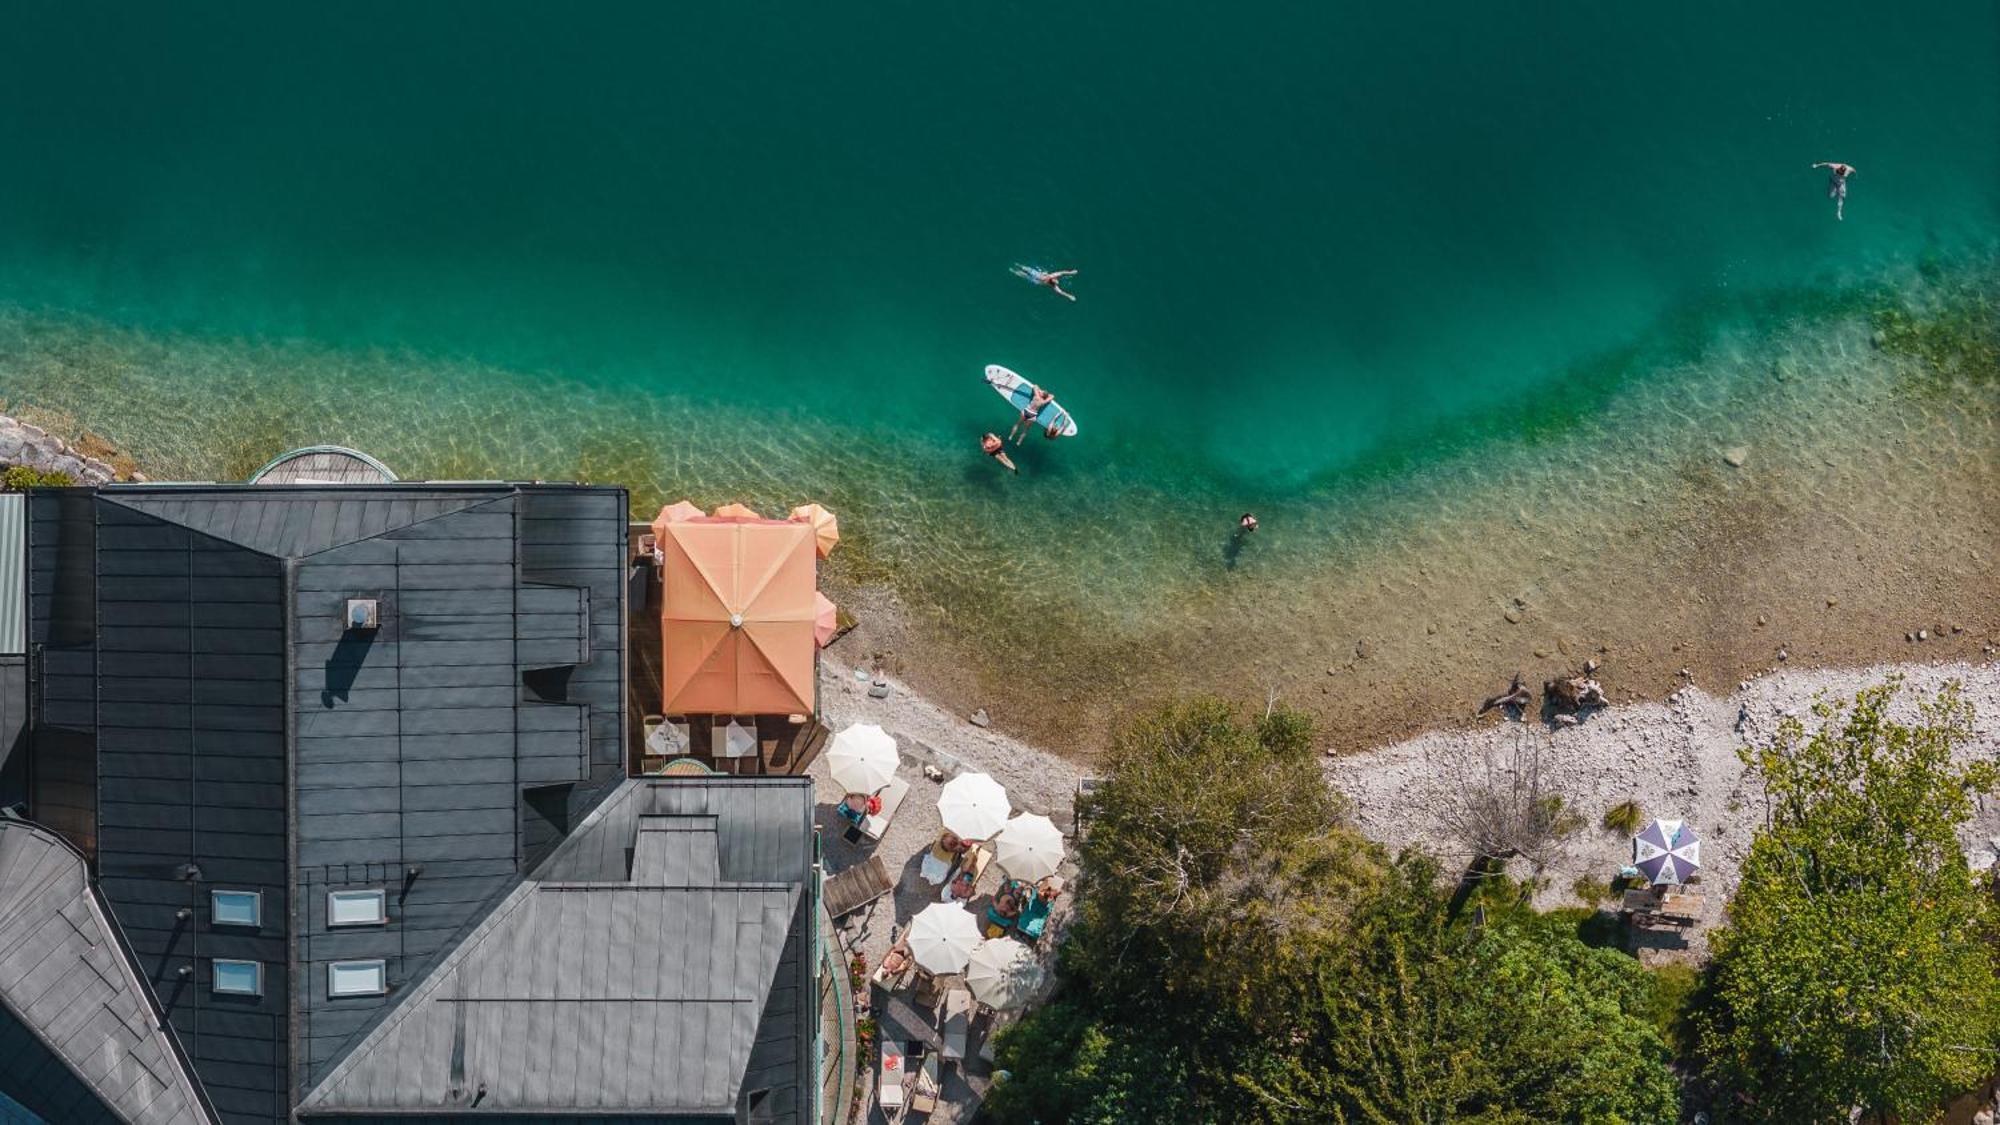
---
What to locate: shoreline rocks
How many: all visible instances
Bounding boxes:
[0,413,132,485]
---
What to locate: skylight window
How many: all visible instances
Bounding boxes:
[210,890,261,928]
[328,960,388,997]
[328,888,387,927]
[212,959,261,996]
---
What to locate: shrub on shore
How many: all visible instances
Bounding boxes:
[1,464,74,490]
[1602,799,1645,835]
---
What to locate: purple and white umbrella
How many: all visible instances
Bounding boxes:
[1631,818,1701,885]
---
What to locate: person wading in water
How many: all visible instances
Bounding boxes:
[981,432,1018,474]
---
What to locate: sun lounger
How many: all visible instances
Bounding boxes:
[918,841,956,887]
[861,775,910,841]
[822,856,893,920]
[879,1041,908,1121]
[942,844,992,902]
[871,925,914,991]
[1017,894,1052,942]
[908,1044,941,1117]
[938,987,973,1063]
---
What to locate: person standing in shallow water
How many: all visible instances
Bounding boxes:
[1813,161,1856,220]
[1225,513,1258,569]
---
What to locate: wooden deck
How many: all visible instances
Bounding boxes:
[625,529,829,777]
[822,855,893,920]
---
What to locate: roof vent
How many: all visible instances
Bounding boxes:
[346,599,380,631]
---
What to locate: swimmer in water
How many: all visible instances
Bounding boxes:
[1812,162,1856,221]
[1012,264,1079,301]
[981,432,1018,474]
[1010,385,1056,444]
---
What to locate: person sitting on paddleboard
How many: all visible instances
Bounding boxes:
[1812,161,1856,221]
[1010,385,1056,444]
[981,432,1018,474]
[1044,422,1063,440]
[1016,265,1078,301]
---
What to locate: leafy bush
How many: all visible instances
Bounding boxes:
[2,465,75,490]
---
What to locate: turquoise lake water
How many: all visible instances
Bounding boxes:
[0,2,1995,716]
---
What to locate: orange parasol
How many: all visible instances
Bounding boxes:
[658,500,704,524]
[712,501,762,521]
[813,592,839,647]
[789,503,840,558]
[659,518,818,715]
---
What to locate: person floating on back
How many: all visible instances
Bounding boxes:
[1011,264,1079,301]
[1812,162,1856,221]
[981,432,1018,474]
[1010,384,1056,444]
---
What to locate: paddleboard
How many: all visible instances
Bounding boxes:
[985,365,1079,438]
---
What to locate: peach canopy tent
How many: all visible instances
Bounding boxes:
[651,502,824,715]
[813,592,840,647]
[789,503,840,559]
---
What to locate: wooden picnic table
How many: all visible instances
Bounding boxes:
[1621,886,1705,929]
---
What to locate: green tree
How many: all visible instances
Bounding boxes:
[985,999,1202,1124]
[1068,697,1385,1027]
[1701,678,2000,1123]
[1241,853,1679,1125]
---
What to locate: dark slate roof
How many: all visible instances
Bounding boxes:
[104,488,505,560]
[296,779,815,1120]
[0,820,214,1125]
[539,778,817,886]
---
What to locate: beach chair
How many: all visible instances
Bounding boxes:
[982,904,1014,940]
[938,986,974,1064]
[870,925,915,991]
[1017,894,1053,943]
[943,844,992,902]
[861,774,910,841]
[917,839,958,887]
[907,1044,941,1117]
[878,1040,908,1123]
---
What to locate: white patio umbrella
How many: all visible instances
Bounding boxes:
[993,813,1065,881]
[937,772,1011,840]
[826,723,898,794]
[965,938,1044,1011]
[908,902,982,975]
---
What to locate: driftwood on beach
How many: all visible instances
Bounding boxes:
[1478,672,1534,715]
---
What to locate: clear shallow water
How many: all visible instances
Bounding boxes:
[0,2,1995,722]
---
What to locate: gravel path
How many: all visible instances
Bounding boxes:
[1322,661,2000,961]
